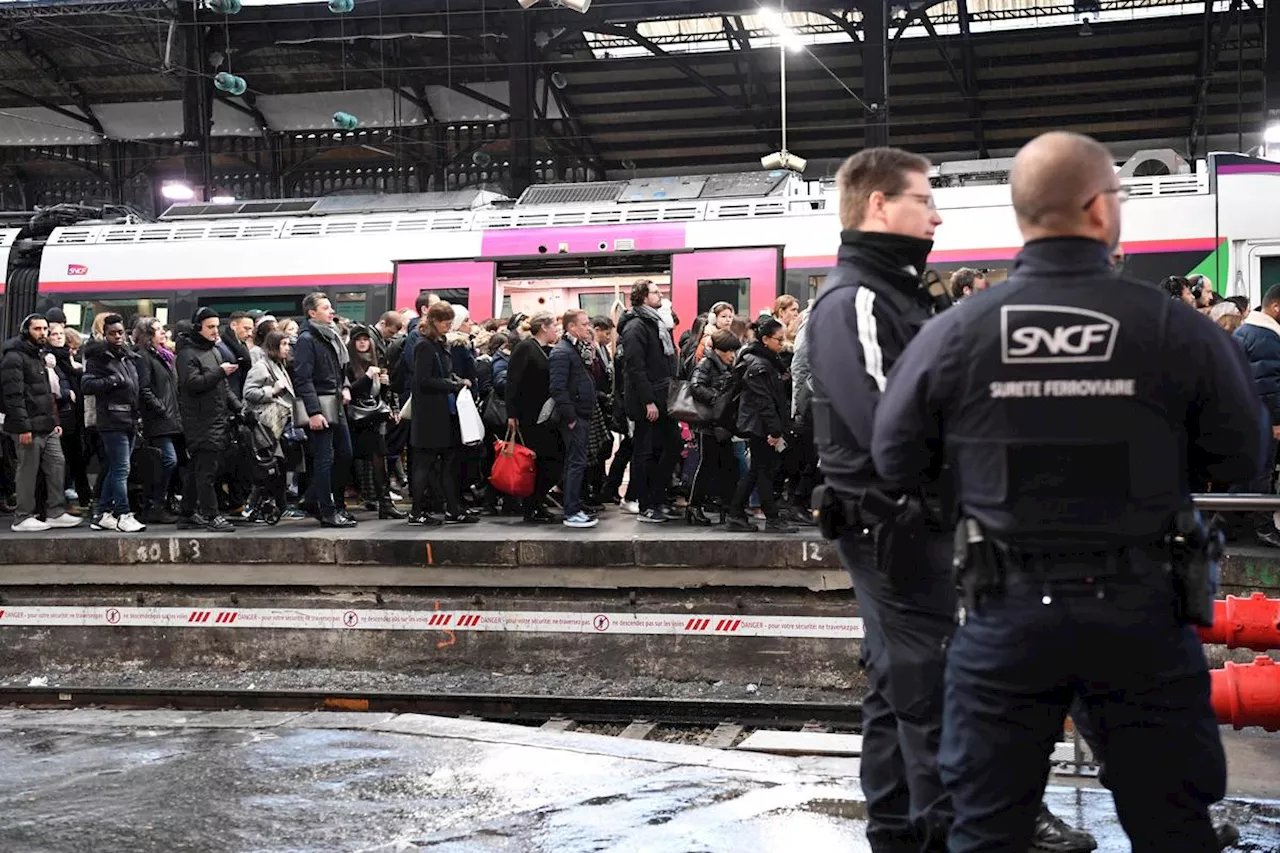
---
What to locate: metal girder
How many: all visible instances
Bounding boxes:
[0,84,101,132]
[588,22,776,150]
[863,0,890,147]
[956,0,986,156]
[725,15,770,116]
[507,10,535,196]
[1265,0,1280,130]
[809,9,861,43]
[3,24,105,136]
[547,80,605,177]
[1189,0,1240,157]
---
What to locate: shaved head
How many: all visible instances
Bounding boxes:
[1010,132,1121,248]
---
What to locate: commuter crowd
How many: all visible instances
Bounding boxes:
[0,285,829,533]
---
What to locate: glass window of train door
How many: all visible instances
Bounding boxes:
[330,290,368,323]
[71,297,168,334]
[807,274,827,305]
[579,293,614,319]
[696,278,749,315]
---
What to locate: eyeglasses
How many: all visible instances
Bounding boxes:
[885,191,937,211]
[1082,186,1129,210]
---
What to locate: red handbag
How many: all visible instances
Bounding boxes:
[490,424,537,498]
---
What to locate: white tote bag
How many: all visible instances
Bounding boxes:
[456,386,485,446]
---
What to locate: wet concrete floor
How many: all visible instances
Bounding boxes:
[0,710,1277,853]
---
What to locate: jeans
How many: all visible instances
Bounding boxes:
[147,436,178,509]
[731,435,783,519]
[304,417,353,512]
[13,431,66,523]
[96,430,134,517]
[560,418,589,517]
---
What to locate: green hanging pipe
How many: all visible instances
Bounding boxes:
[328,0,355,12]
[472,150,492,167]
[207,0,242,13]
[333,112,359,130]
[214,73,247,96]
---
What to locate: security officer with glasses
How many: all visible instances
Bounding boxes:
[808,146,1096,853]
[872,131,1267,853]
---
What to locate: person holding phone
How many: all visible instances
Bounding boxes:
[176,307,241,532]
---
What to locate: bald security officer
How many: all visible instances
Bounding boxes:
[871,131,1268,852]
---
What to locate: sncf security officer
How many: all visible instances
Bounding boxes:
[872,131,1268,852]
[807,148,1094,853]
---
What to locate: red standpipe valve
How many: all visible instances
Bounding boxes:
[1197,593,1280,651]
[1211,656,1280,732]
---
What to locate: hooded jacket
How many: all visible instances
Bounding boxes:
[0,335,55,435]
[735,341,790,440]
[177,330,241,451]
[81,340,141,433]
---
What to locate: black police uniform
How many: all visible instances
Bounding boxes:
[872,236,1269,853]
[807,229,955,853]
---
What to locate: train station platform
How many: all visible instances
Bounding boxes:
[0,516,1278,593]
[2,708,1277,852]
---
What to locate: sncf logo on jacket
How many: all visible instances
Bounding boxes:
[1000,305,1119,364]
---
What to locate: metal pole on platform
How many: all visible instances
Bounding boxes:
[1192,494,1280,511]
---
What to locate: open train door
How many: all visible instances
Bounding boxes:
[670,247,781,335]
[393,259,497,323]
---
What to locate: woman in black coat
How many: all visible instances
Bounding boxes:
[726,317,794,534]
[81,314,144,532]
[347,327,404,519]
[132,318,182,524]
[409,302,475,526]
[504,313,563,523]
[687,330,742,526]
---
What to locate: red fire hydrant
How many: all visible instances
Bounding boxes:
[1211,656,1280,731]
[1197,593,1280,651]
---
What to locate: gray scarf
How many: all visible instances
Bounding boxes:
[636,304,675,357]
[310,320,349,369]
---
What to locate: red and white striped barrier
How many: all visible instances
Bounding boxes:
[0,606,863,639]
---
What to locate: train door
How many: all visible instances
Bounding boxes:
[670,248,781,334]
[1242,239,1280,305]
[394,259,497,322]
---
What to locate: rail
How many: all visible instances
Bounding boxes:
[1192,494,1280,511]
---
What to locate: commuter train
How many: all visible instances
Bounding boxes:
[7,151,1280,336]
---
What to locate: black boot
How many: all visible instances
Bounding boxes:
[685,506,712,526]
[379,502,408,520]
[1030,803,1097,853]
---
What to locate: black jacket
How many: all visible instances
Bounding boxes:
[0,335,55,435]
[135,345,182,438]
[548,336,596,424]
[873,236,1271,551]
[617,309,677,420]
[216,327,252,400]
[177,331,241,451]
[292,320,348,419]
[506,337,552,427]
[47,342,82,428]
[81,342,141,433]
[735,342,789,440]
[690,351,737,436]
[410,336,463,450]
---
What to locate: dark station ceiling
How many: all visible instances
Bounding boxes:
[0,0,1265,184]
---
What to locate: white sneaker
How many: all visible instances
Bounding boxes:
[45,513,83,528]
[620,500,640,515]
[64,488,78,502]
[11,517,50,532]
[91,513,119,531]
[563,511,599,529]
[116,513,146,533]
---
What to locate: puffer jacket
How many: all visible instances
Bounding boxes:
[81,341,141,433]
[177,330,240,451]
[690,350,737,436]
[135,345,182,437]
[1234,310,1280,426]
[735,341,789,440]
[0,335,56,435]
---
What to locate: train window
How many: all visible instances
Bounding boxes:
[697,278,749,314]
[1259,257,1280,292]
[500,295,513,318]
[579,293,615,318]
[331,291,367,323]
[807,275,827,304]
[199,295,305,320]
[59,298,168,335]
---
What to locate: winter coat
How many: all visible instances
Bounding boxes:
[1234,310,1280,426]
[134,346,182,438]
[216,327,252,400]
[617,309,677,420]
[81,343,141,434]
[548,336,597,425]
[506,336,561,462]
[0,336,56,435]
[491,351,510,398]
[790,313,813,424]
[292,320,348,419]
[177,330,241,451]
[410,336,464,451]
[735,341,790,440]
[448,334,478,386]
[47,343,82,430]
[243,357,295,440]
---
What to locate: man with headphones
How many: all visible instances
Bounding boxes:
[1,313,82,531]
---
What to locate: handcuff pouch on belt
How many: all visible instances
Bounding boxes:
[813,484,911,541]
[1166,507,1222,628]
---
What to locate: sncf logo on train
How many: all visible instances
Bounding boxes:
[66,264,88,276]
[1000,305,1119,364]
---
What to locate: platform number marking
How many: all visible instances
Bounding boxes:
[593,615,611,632]
[105,608,121,624]
[801,542,823,563]
[342,610,359,628]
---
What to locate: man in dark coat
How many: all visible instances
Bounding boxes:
[293,292,356,528]
[176,307,240,532]
[549,309,600,529]
[1,313,79,531]
[506,312,562,523]
[617,280,680,523]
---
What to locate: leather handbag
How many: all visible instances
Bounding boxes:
[482,390,508,433]
[490,423,537,498]
[666,379,712,426]
[347,398,391,424]
[293,394,341,426]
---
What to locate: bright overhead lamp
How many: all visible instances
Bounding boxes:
[1265,123,1280,145]
[211,194,237,205]
[758,7,803,52]
[517,0,538,7]
[161,181,196,201]
[558,0,591,11]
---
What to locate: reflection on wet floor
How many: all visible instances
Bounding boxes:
[0,716,1277,853]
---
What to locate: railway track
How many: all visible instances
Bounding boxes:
[0,687,862,748]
